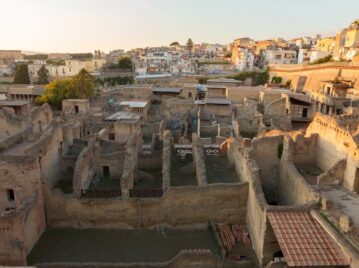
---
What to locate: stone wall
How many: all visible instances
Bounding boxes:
[73,140,95,198]
[44,182,248,229]
[192,134,207,186]
[138,151,162,170]
[227,86,261,104]
[0,108,29,140]
[269,62,359,91]
[121,133,141,198]
[278,136,319,205]
[251,136,283,202]
[306,113,359,192]
[162,131,171,191]
[0,192,46,266]
[35,250,223,268]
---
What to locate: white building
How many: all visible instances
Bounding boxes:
[265,48,297,65]
[28,59,106,80]
[231,47,254,71]
[297,48,312,64]
[309,51,331,63]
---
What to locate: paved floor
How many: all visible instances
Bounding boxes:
[170,154,198,186]
[317,185,359,226]
[27,228,218,264]
[206,155,239,184]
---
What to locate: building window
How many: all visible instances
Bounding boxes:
[188,92,192,98]
[108,133,115,140]
[7,189,15,202]
[302,108,308,118]
[103,166,110,177]
[75,105,79,114]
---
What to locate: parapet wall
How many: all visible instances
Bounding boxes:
[44,182,248,229]
[269,62,359,91]
[35,249,223,268]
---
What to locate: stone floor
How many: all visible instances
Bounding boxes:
[88,175,121,190]
[316,184,359,227]
[27,228,218,265]
[135,168,163,189]
[297,164,323,185]
[170,153,198,186]
[206,155,239,184]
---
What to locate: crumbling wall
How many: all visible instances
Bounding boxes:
[30,103,53,134]
[25,124,65,187]
[73,141,95,198]
[45,182,248,229]
[0,192,46,266]
[121,133,140,198]
[0,108,29,140]
[251,136,283,203]
[238,146,269,265]
[317,159,347,185]
[306,114,359,192]
[162,131,171,191]
[278,136,319,205]
[291,133,317,166]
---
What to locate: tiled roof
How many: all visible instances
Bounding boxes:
[267,211,349,267]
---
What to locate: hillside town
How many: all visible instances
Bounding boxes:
[1,9,359,268]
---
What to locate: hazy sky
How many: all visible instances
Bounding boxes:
[1,0,359,53]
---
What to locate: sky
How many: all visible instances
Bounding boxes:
[1,0,359,53]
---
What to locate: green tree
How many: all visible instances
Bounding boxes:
[170,41,180,46]
[227,70,269,86]
[36,79,74,108]
[186,38,194,55]
[13,64,30,84]
[310,55,332,65]
[118,57,132,69]
[198,77,208,84]
[271,76,282,84]
[72,69,96,98]
[36,65,49,84]
[36,69,96,108]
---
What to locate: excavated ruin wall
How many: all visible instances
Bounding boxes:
[35,250,226,268]
[306,114,359,192]
[278,136,319,206]
[0,193,46,266]
[44,182,248,229]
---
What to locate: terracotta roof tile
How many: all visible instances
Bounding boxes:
[267,211,349,267]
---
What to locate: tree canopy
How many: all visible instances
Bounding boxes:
[24,54,48,60]
[170,41,180,46]
[36,68,96,109]
[13,64,30,84]
[36,65,49,85]
[227,70,269,86]
[118,57,132,69]
[186,38,194,51]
